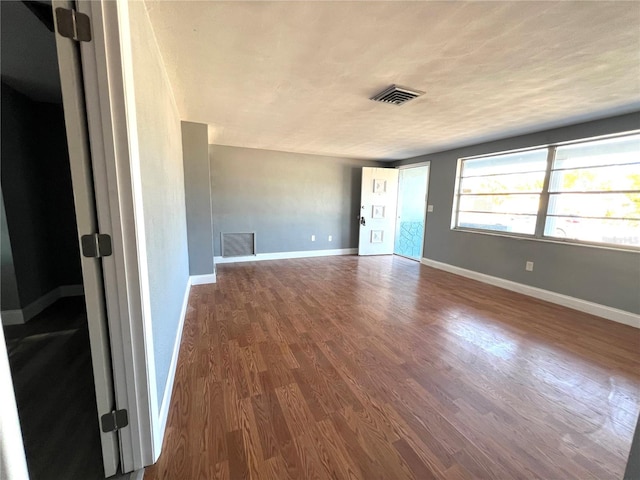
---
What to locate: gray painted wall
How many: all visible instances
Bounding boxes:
[1,191,20,311]
[394,112,640,314]
[182,122,214,276]
[1,82,82,309]
[210,145,382,256]
[129,1,190,405]
[39,101,84,288]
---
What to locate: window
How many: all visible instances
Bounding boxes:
[453,132,640,249]
[456,149,548,235]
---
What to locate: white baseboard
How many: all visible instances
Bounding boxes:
[190,272,217,285]
[127,469,145,480]
[420,258,640,329]
[1,310,25,326]
[1,284,85,326]
[158,277,192,442]
[214,247,357,264]
[58,284,85,297]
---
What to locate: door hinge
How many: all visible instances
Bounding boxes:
[101,409,128,433]
[55,7,91,42]
[81,234,112,258]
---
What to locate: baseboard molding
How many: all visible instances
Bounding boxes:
[190,272,217,285]
[158,277,192,440]
[127,469,145,480]
[1,284,85,326]
[58,284,85,297]
[420,258,640,329]
[0,310,25,326]
[158,272,216,438]
[214,247,358,264]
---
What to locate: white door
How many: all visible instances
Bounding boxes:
[53,1,120,476]
[358,167,399,255]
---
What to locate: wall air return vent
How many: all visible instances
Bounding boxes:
[221,232,256,257]
[370,84,425,105]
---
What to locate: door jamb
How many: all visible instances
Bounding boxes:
[0,320,30,480]
[394,162,431,260]
[396,160,431,170]
[77,0,157,470]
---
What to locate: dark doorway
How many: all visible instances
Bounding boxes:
[1,2,104,479]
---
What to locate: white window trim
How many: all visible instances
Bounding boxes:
[451,130,640,252]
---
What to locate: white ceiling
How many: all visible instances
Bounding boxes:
[145,1,640,160]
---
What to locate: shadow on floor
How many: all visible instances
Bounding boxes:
[3,296,105,480]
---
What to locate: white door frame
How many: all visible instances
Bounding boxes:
[0,1,157,474]
[77,0,158,471]
[53,0,121,474]
[395,162,431,260]
[396,161,431,170]
[0,319,29,480]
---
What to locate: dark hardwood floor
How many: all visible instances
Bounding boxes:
[145,255,640,480]
[4,296,104,480]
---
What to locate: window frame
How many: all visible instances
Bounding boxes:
[451,131,640,252]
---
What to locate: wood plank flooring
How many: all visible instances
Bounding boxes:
[144,256,640,480]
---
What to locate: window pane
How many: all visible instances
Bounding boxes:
[545,133,640,247]
[459,194,540,215]
[453,132,639,247]
[461,149,548,177]
[457,212,537,235]
[460,172,546,194]
[544,216,640,247]
[549,163,640,192]
[554,134,640,170]
[547,193,640,220]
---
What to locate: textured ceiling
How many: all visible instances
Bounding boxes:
[145,1,640,160]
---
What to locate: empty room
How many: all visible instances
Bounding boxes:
[1,1,639,480]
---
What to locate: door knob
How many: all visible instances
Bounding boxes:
[360,216,366,226]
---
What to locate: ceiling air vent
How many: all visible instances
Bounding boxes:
[370,84,425,106]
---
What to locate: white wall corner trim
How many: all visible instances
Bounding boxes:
[190,272,217,285]
[158,277,192,444]
[214,248,357,264]
[420,258,640,329]
[1,284,85,326]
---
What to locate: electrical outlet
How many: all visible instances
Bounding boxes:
[311,235,315,242]
[427,205,434,212]
[525,261,534,272]
[328,235,332,242]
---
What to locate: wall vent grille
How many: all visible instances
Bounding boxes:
[221,232,256,257]
[370,84,424,105]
